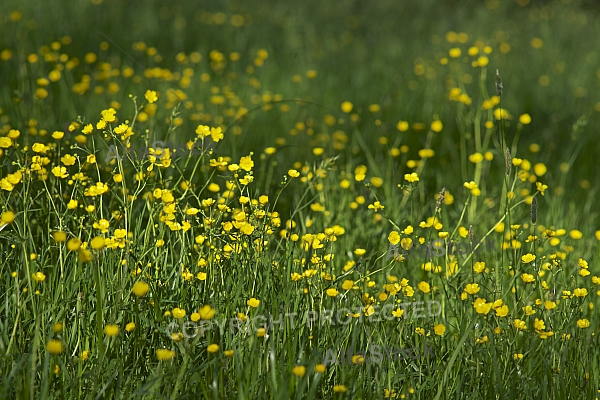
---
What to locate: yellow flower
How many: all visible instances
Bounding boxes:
[247,298,260,308]
[326,288,339,297]
[61,154,77,166]
[464,283,480,295]
[145,90,158,103]
[388,231,400,245]
[533,318,545,331]
[315,364,326,373]
[172,308,186,319]
[367,201,384,212]
[519,114,531,124]
[570,230,583,240]
[224,350,234,357]
[288,169,300,178]
[125,322,136,332]
[84,182,109,196]
[392,308,405,318]
[32,272,46,282]
[156,349,175,361]
[239,155,254,171]
[198,305,215,320]
[239,222,255,235]
[66,199,78,210]
[207,344,219,353]
[342,280,354,291]
[418,281,431,293]
[47,339,63,354]
[544,301,556,310]
[495,305,509,317]
[434,324,446,336]
[52,231,67,242]
[52,166,69,178]
[210,127,223,142]
[293,365,306,377]
[0,137,13,148]
[93,219,110,233]
[404,172,419,183]
[101,108,117,123]
[354,248,366,256]
[521,254,536,263]
[370,177,383,187]
[90,236,105,250]
[171,332,184,342]
[188,312,200,323]
[341,101,353,113]
[67,238,82,251]
[449,48,461,58]
[475,335,489,344]
[82,124,93,134]
[430,120,443,132]
[80,350,90,361]
[104,324,119,337]
[290,272,302,281]
[463,181,478,190]
[536,181,548,196]
[477,56,489,67]
[494,108,511,120]
[532,163,546,177]
[352,354,365,365]
[577,319,590,329]
[32,143,49,153]
[132,281,150,297]
[523,305,536,316]
[1,210,15,224]
[196,124,210,137]
[521,273,535,284]
[473,298,492,314]
[333,385,347,393]
[469,153,484,163]
[114,229,127,239]
[513,319,527,330]
[397,121,409,131]
[473,262,485,273]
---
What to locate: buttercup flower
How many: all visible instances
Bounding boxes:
[247,298,260,308]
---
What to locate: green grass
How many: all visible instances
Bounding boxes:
[1,0,600,398]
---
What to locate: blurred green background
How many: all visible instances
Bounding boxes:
[1,0,599,222]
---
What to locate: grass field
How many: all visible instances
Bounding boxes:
[2,0,600,398]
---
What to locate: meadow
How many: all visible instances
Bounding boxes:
[1,0,600,398]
